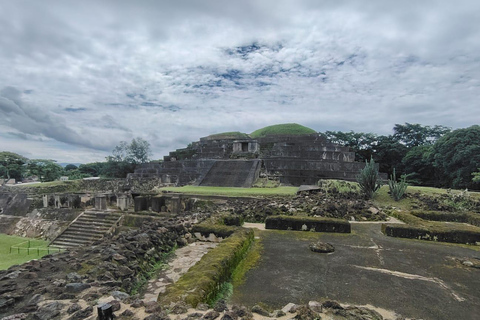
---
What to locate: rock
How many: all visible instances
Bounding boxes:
[26,293,43,306]
[131,298,144,308]
[171,301,189,314]
[33,301,64,320]
[282,303,297,313]
[251,304,270,317]
[309,242,335,253]
[1,313,28,320]
[322,300,343,310]
[144,301,162,314]
[66,272,82,282]
[5,270,21,279]
[202,310,220,320]
[144,312,169,320]
[462,260,474,267]
[112,290,130,301]
[293,305,318,320]
[68,306,93,320]
[308,301,322,313]
[65,282,90,293]
[113,254,128,263]
[197,303,210,311]
[108,299,121,312]
[0,297,15,310]
[271,309,286,318]
[186,312,204,319]
[0,281,17,295]
[120,309,135,317]
[220,312,237,320]
[67,303,81,313]
[231,305,252,318]
[213,299,228,312]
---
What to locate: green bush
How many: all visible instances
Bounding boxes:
[388,168,408,201]
[357,158,382,199]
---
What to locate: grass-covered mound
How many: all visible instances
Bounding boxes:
[265,215,351,233]
[250,123,316,138]
[159,228,254,307]
[382,211,480,244]
[205,131,250,140]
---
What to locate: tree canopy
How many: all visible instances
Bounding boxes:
[0,151,27,180]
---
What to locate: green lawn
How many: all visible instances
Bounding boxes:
[0,234,60,270]
[158,186,298,197]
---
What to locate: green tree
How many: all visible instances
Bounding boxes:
[103,138,151,178]
[78,162,105,177]
[373,135,408,176]
[26,159,64,182]
[0,151,28,181]
[432,125,480,189]
[402,145,436,186]
[473,170,480,183]
[322,130,377,162]
[393,123,450,147]
[64,164,78,171]
[356,158,382,199]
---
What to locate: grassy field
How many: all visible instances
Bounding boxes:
[158,186,298,197]
[0,234,60,270]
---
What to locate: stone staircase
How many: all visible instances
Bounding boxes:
[199,160,261,188]
[50,211,122,248]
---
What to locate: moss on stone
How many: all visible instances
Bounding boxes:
[159,229,254,307]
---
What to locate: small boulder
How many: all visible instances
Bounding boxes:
[251,304,270,317]
[202,310,220,320]
[309,242,335,253]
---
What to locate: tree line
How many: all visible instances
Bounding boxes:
[321,123,480,190]
[0,138,152,182]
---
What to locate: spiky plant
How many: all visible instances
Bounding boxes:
[356,158,382,199]
[388,168,408,201]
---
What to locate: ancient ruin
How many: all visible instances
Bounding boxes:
[128,124,368,187]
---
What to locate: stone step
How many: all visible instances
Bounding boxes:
[67,226,110,234]
[74,219,117,227]
[49,211,122,248]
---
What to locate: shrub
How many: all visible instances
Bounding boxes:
[356,158,382,199]
[388,168,408,201]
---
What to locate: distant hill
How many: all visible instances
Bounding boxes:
[58,163,83,168]
[250,123,316,138]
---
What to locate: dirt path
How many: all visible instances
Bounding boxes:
[143,241,218,302]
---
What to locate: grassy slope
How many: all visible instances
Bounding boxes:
[373,185,480,211]
[0,234,52,270]
[159,186,298,197]
[250,123,316,138]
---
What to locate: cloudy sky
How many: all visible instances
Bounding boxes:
[1,0,479,163]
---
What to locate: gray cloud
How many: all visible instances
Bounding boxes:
[0,1,479,162]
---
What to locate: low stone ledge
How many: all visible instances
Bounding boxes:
[265,215,351,233]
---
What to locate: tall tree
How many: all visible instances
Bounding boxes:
[104,138,152,178]
[0,151,27,180]
[432,125,480,189]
